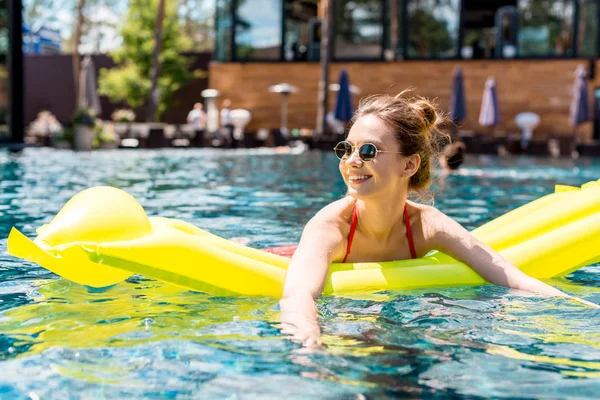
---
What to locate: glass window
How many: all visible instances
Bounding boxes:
[215,0,233,61]
[577,0,597,58]
[0,0,7,141]
[460,2,518,60]
[0,0,6,56]
[284,0,318,61]
[334,0,384,59]
[518,0,575,57]
[0,64,7,141]
[235,0,282,60]
[406,0,460,59]
[392,0,403,58]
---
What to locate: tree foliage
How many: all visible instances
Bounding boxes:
[98,0,193,120]
[24,0,121,53]
[179,0,215,52]
[519,0,572,56]
[407,0,456,58]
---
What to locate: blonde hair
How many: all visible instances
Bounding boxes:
[349,90,449,192]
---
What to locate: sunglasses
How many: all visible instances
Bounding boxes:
[334,141,403,162]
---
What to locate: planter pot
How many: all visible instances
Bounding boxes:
[73,125,95,151]
[114,123,131,137]
[98,142,119,149]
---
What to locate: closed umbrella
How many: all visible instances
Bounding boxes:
[449,66,466,123]
[569,64,590,127]
[333,69,353,123]
[479,77,500,128]
[569,64,591,156]
[78,55,102,115]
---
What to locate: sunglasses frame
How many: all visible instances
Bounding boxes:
[333,141,404,162]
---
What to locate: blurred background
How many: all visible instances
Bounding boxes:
[0,0,599,155]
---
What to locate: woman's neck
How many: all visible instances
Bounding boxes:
[354,192,408,241]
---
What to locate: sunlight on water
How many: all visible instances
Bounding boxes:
[1,148,600,399]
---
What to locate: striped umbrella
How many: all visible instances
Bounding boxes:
[479,77,500,127]
[569,64,591,127]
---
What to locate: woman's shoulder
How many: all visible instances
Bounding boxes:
[409,201,469,244]
[309,196,355,229]
[297,197,353,261]
[405,200,440,221]
[406,201,445,219]
[406,201,450,242]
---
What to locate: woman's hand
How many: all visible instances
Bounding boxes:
[280,317,323,347]
[279,209,345,348]
[280,293,324,348]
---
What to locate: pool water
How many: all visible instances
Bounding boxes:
[1,148,600,399]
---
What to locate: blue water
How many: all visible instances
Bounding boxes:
[1,148,600,399]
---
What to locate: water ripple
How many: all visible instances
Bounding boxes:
[1,148,600,398]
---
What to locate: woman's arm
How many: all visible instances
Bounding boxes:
[427,208,599,307]
[280,216,345,347]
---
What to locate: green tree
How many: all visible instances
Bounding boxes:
[179,0,214,52]
[519,0,572,56]
[335,0,382,44]
[407,0,457,58]
[98,0,193,121]
[24,0,121,108]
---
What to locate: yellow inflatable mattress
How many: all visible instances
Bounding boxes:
[7,179,600,296]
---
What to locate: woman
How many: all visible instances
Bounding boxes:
[280,91,597,348]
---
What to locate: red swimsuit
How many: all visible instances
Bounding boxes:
[341,202,416,262]
[264,203,417,261]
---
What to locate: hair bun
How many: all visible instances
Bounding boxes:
[412,100,437,129]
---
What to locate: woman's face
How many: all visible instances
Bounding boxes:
[339,114,409,199]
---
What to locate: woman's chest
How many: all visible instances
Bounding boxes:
[342,231,414,263]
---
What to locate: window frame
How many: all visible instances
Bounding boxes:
[331,0,388,62]
[214,0,235,62]
[232,0,285,62]
[214,0,600,63]
[401,0,462,60]
[516,0,578,59]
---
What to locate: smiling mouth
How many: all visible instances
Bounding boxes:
[348,175,372,184]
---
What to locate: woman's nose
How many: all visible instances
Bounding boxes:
[345,149,363,166]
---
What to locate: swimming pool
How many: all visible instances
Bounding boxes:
[1,148,600,399]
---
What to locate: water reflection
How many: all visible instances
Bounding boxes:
[1,148,600,398]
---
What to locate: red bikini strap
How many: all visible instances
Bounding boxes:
[342,203,358,263]
[404,204,417,259]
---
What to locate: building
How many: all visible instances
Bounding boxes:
[0,0,24,148]
[1,8,60,148]
[23,24,62,55]
[210,0,600,142]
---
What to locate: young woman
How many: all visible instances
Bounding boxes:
[279,92,598,348]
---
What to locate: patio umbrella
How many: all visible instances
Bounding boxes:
[78,55,102,115]
[333,69,353,123]
[479,77,500,128]
[569,64,591,127]
[449,67,466,123]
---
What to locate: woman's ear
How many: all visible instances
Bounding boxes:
[403,153,421,178]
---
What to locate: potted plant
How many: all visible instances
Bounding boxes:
[26,110,63,147]
[95,119,119,149]
[111,109,135,137]
[72,108,96,151]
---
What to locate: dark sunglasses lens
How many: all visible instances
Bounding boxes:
[334,142,352,159]
[359,144,377,161]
